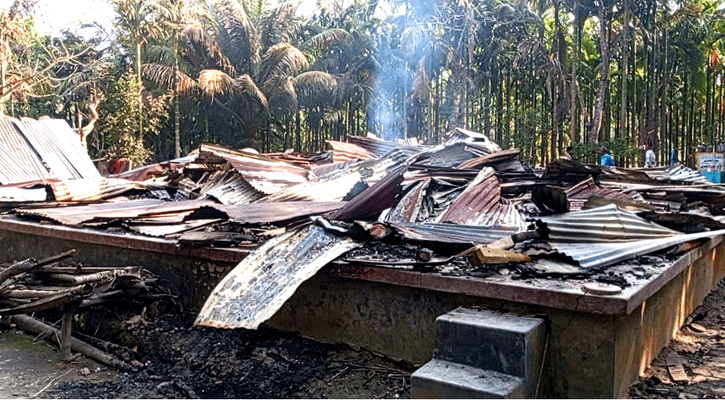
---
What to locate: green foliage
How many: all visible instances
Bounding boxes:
[97,72,168,166]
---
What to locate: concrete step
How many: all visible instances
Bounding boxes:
[432,307,546,398]
[411,358,524,399]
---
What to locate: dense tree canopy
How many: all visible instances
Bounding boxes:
[1,0,724,167]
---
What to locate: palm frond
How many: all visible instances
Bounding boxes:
[146,44,175,66]
[294,71,338,109]
[234,74,269,110]
[213,0,259,76]
[258,42,309,85]
[198,69,235,98]
[412,54,431,100]
[182,22,237,77]
[260,4,300,50]
[262,76,298,120]
[142,63,197,93]
[305,28,353,51]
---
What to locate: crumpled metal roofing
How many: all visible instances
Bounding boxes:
[387,222,518,245]
[49,178,157,202]
[347,135,427,157]
[196,144,311,194]
[174,170,264,205]
[192,201,346,225]
[326,140,377,162]
[384,178,431,223]
[259,149,408,203]
[329,165,406,222]
[0,186,48,202]
[195,223,363,329]
[535,204,679,243]
[638,163,711,184]
[16,199,215,226]
[443,127,502,153]
[545,229,725,269]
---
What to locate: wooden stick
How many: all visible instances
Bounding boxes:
[0,250,76,286]
[61,308,72,361]
[0,292,75,315]
[3,285,92,299]
[11,314,130,370]
[45,271,116,285]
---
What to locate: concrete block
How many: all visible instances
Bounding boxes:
[412,358,524,399]
[434,307,545,397]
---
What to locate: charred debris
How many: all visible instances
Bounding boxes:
[1,119,725,328]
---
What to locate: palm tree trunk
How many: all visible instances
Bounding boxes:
[173,32,181,158]
[588,3,611,143]
[136,39,144,141]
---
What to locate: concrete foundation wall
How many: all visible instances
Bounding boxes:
[1,224,723,398]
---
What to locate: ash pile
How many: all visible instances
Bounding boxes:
[1,122,724,331]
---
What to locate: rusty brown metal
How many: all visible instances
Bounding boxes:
[326,140,377,162]
[0,216,251,263]
[195,201,346,225]
[329,165,406,222]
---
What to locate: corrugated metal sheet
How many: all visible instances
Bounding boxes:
[176,170,264,205]
[196,144,311,194]
[326,140,377,162]
[347,135,427,157]
[384,178,431,223]
[634,163,710,184]
[126,218,221,237]
[195,223,363,329]
[16,199,214,226]
[535,204,679,243]
[547,229,725,269]
[438,167,500,224]
[387,222,518,245]
[194,201,346,225]
[14,119,100,180]
[443,128,502,153]
[260,150,407,203]
[0,120,53,183]
[457,148,521,170]
[50,178,155,202]
[329,165,406,222]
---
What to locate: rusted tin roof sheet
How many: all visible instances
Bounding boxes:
[49,178,155,202]
[347,135,426,157]
[444,128,502,152]
[195,201,346,225]
[438,167,500,225]
[384,178,431,223]
[195,223,363,329]
[329,165,406,222]
[16,199,215,226]
[326,140,377,162]
[196,144,311,194]
[260,150,407,203]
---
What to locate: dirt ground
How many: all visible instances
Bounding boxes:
[6,278,725,398]
[628,279,725,399]
[0,303,413,399]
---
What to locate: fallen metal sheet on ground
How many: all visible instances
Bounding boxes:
[125,218,222,237]
[50,178,156,202]
[326,140,377,162]
[195,223,363,329]
[535,204,679,243]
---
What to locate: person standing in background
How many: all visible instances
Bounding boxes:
[670,149,678,165]
[600,147,615,166]
[643,145,656,168]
